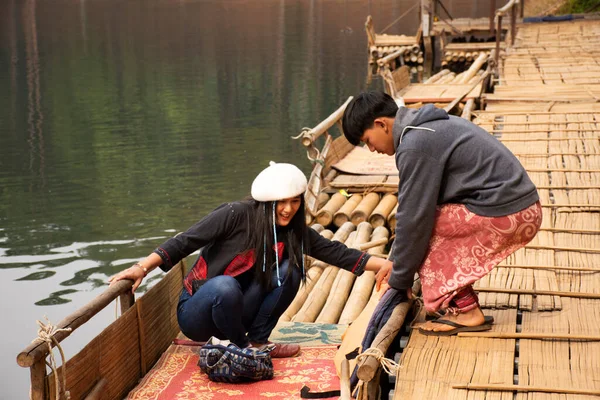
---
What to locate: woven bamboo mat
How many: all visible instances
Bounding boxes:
[332,146,397,175]
[395,310,517,399]
[432,17,496,35]
[398,83,483,102]
[329,174,398,192]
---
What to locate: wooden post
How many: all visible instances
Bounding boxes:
[510,4,517,45]
[495,15,502,67]
[30,359,47,400]
[520,0,525,18]
[119,291,135,315]
[421,0,433,76]
[84,378,107,400]
[356,300,412,382]
[489,0,496,34]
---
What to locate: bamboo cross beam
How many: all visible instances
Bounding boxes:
[452,383,600,396]
[500,137,600,142]
[489,120,600,126]
[497,264,600,272]
[539,227,600,234]
[525,169,600,173]
[512,154,600,157]
[542,204,600,208]
[492,128,600,133]
[475,287,600,299]
[533,185,600,189]
[524,244,600,253]
[457,332,600,341]
[474,111,600,116]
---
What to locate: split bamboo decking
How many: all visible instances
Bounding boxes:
[394,17,600,400]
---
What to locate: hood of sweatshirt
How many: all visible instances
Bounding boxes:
[393,104,449,150]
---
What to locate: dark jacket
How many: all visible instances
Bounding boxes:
[154,201,370,294]
[388,105,539,290]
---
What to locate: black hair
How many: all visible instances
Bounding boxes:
[342,91,399,146]
[243,196,309,289]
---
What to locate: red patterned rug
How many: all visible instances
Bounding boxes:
[127,344,340,400]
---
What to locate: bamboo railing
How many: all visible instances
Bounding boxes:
[495,0,522,66]
[17,261,186,400]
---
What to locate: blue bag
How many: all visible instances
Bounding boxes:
[198,337,275,383]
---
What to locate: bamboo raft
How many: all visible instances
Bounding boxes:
[15,7,600,400]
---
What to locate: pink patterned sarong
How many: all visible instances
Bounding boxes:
[419,201,542,312]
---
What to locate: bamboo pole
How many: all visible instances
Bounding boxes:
[311,223,324,233]
[475,287,600,299]
[351,193,380,225]
[338,223,377,325]
[461,98,475,120]
[316,192,347,226]
[356,300,413,382]
[358,238,389,251]
[340,359,351,400]
[280,262,326,322]
[457,332,600,341]
[377,47,409,67]
[317,192,330,210]
[368,194,398,228]
[299,97,353,147]
[321,229,334,240]
[317,223,372,323]
[457,52,488,84]
[424,68,451,84]
[444,69,490,113]
[334,194,363,228]
[498,264,600,272]
[387,203,398,230]
[292,224,355,322]
[452,383,600,396]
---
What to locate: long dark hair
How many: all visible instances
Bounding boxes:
[243,196,310,288]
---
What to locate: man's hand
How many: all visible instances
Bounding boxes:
[375,260,393,291]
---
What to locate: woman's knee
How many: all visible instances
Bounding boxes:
[203,275,242,304]
[277,260,301,289]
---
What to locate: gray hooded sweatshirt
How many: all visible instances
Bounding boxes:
[388,104,539,290]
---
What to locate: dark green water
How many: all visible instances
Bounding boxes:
[0,0,487,396]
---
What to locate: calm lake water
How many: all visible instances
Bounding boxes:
[0,0,487,397]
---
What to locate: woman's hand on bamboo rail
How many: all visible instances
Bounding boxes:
[108,253,162,292]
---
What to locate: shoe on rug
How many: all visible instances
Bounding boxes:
[251,341,301,358]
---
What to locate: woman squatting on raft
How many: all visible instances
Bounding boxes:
[342,91,543,335]
[109,161,393,357]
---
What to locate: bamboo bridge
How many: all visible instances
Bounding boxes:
[390,12,600,400]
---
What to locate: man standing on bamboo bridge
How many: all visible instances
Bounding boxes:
[341,91,542,335]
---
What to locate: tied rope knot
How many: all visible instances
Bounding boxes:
[355,347,399,376]
[33,316,72,400]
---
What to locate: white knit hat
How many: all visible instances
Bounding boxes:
[251,161,308,202]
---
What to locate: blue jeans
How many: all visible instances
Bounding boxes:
[177,259,301,347]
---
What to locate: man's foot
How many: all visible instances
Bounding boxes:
[418,307,492,335]
[251,341,300,358]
